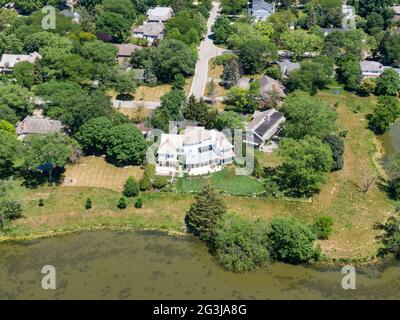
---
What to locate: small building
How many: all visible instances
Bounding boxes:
[277,59,300,78]
[248,0,275,22]
[360,60,384,78]
[147,6,173,23]
[115,44,142,63]
[16,115,63,140]
[156,126,235,176]
[243,109,286,149]
[133,22,165,44]
[0,52,41,74]
[258,75,286,99]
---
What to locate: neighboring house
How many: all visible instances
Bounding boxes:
[392,6,400,21]
[360,60,384,78]
[248,0,275,22]
[243,109,286,149]
[16,115,63,140]
[342,4,356,30]
[0,52,41,73]
[135,122,151,138]
[60,9,80,23]
[277,59,300,78]
[133,22,165,44]
[156,126,235,176]
[115,44,142,63]
[258,75,286,99]
[146,6,173,23]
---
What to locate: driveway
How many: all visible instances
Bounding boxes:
[112,99,160,110]
[189,1,225,99]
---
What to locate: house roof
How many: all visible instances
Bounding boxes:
[115,44,142,57]
[277,59,300,75]
[147,6,173,21]
[251,0,275,11]
[133,22,165,37]
[247,109,285,145]
[359,60,383,73]
[0,52,41,69]
[259,75,286,97]
[16,116,63,136]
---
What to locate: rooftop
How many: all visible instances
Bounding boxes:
[115,44,142,57]
[259,75,286,98]
[133,22,165,37]
[146,6,173,21]
[16,116,63,136]
[359,60,383,72]
[0,52,41,69]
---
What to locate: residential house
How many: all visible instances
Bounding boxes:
[360,60,384,78]
[243,109,286,149]
[115,44,142,63]
[146,6,173,23]
[60,9,80,23]
[258,75,286,99]
[156,126,235,176]
[16,115,63,140]
[248,0,275,22]
[0,52,41,74]
[133,22,165,44]
[277,59,300,78]
[342,4,356,30]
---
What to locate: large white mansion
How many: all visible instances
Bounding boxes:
[156,126,235,176]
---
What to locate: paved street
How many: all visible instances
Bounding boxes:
[189,1,225,99]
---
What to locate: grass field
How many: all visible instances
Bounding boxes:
[63,157,144,191]
[175,167,265,196]
[1,86,396,260]
[134,78,193,102]
[118,107,151,121]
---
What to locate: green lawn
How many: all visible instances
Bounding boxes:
[175,167,265,196]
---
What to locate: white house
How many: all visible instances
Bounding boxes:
[243,109,286,149]
[156,126,235,176]
[360,60,384,78]
[0,52,41,73]
[133,22,165,44]
[248,0,275,22]
[146,6,173,23]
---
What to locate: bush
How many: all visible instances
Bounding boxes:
[85,198,92,210]
[123,176,139,197]
[214,213,270,272]
[268,217,319,264]
[265,65,281,80]
[135,198,143,209]
[38,199,44,207]
[388,178,400,200]
[0,200,22,220]
[311,216,334,240]
[323,135,344,171]
[152,176,168,190]
[117,196,127,209]
[140,164,155,191]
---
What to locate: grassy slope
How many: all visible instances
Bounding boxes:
[1,87,395,260]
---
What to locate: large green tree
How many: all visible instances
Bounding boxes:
[75,117,112,155]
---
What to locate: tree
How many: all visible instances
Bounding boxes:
[75,117,112,155]
[268,217,319,264]
[117,196,127,209]
[221,59,241,89]
[85,198,93,210]
[337,54,362,91]
[23,133,78,182]
[375,216,400,258]
[323,135,345,171]
[278,136,333,196]
[221,0,247,14]
[0,84,32,118]
[105,124,147,166]
[0,105,19,125]
[135,197,143,209]
[214,213,270,272]
[368,96,400,134]
[80,40,118,64]
[152,39,197,83]
[0,130,19,178]
[0,120,15,135]
[359,77,377,95]
[185,183,227,242]
[140,163,155,191]
[214,111,244,132]
[12,61,39,89]
[95,12,130,42]
[375,68,400,96]
[236,38,276,74]
[382,34,400,66]
[152,176,168,190]
[281,30,323,60]
[123,176,139,197]
[0,200,22,220]
[183,96,217,128]
[226,87,259,114]
[311,216,334,240]
[99,0,136,21]
[212,15,235,44]
[282,91,337,140]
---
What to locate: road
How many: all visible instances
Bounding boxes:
[189,1,225,99]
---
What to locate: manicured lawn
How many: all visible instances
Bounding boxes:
[63,156,144,191]
[175,167,265,196]
[118,107,151,121]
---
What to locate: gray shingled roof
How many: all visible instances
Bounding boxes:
[16,116,63,136]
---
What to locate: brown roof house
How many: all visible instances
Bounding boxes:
[133,22,165,44]
[16,115,63,140]
[115,44,142,63]
[243,109,286,149]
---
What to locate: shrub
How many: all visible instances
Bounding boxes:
[85,198,92,210]
[311,216,334,240]
[388,178,400,200]
[123,176,139,197]
[323,135,344,171]
[214,213,270,272]
[265,65,281,80]
[135,197,143,209]
[268,217,319,264]
[0,200,22,220]
[117,196,127,209]
[38,199,44,207]
[140,164,155,191]
[152,176,168,190]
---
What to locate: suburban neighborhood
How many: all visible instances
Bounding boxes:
[1,0,400,301]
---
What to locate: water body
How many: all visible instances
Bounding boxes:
[0,231,399,300]
[379,122,400,175]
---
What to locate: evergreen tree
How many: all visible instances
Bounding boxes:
[185,184,227,242]
[117,196,127,209]
[221,59,241,89]
[140,164,155,191]
[135,198,143,209]
[123,176,139,197]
